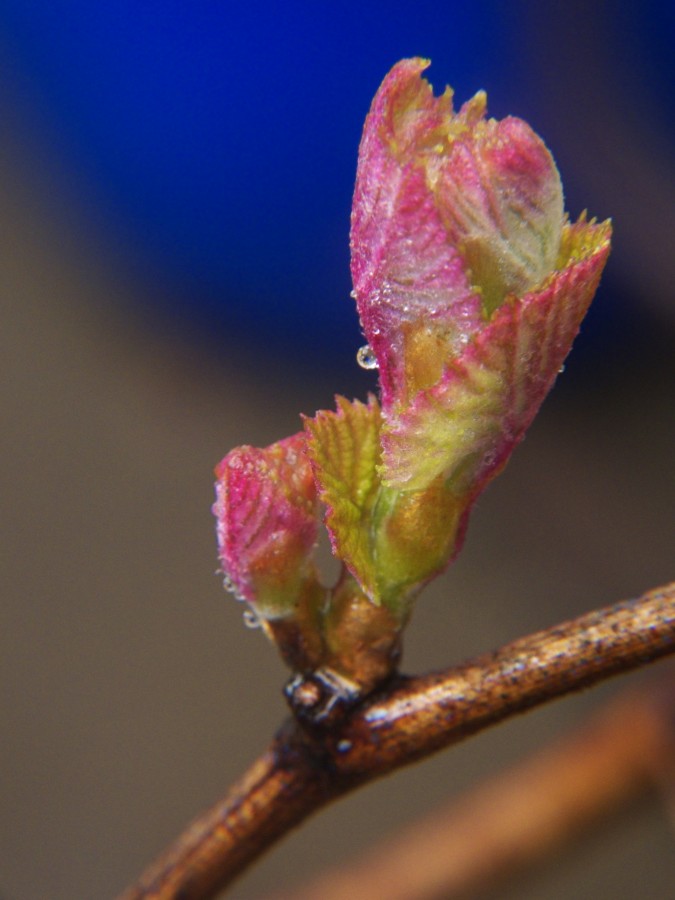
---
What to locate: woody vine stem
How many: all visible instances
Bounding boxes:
[120,582,675,900]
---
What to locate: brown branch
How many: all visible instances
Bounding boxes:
[280,664,675,900]
[119,582,675,900]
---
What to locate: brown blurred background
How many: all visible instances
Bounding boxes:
[1,4,674,899]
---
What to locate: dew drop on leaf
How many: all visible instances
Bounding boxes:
[356,344,379,370]
[243,610,262,629]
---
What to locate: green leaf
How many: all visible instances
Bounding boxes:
[306,395,467,615]
[304,395,383,601]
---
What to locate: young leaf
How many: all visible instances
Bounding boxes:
[304,395,383,601]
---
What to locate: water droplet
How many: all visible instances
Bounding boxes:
[222,573,246,602]
[243,610,262,629]
[558,364,566,374]
[350,289,357,299]
[336,739,352,753]
[356,345,378,370]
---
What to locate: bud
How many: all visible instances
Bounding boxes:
[213,432,319,608]
[351,58,610,495]
[214,58,611,694]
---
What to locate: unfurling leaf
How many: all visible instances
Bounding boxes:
[213,433,319,619]
[304,395,382,601]
[305,395,467,614]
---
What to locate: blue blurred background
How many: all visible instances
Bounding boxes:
[2,0,673,373]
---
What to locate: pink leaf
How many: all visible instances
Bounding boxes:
[213,433,319,617]
[381,219,612,492]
